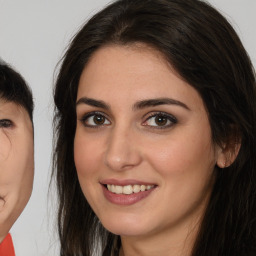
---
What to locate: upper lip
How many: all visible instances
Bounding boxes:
[100,179,157,186]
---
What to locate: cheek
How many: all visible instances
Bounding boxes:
[74,132,103,180]
[0,130,34,228]
[0,132,15,191]
[19,137,34,189]
[141,127,216,225]
[0,130,11,161]
[74,131,106,211]
[145,124,215,180]
[6,135,34,197]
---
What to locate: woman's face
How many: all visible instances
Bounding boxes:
[74,45,223,238]
[0,101,34,242]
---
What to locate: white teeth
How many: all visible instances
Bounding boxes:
[123,185,133,195]
[106,184,155,194]
[115,185,123,194]
[133,185,141,193]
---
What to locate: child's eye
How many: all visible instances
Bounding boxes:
[143,112,177,129]
[0,119,13,128]
[80,112,111,127]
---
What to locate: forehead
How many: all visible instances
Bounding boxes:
[77,44,205,113]
[80,44,170,82]
[0,100,31,124]
[79,44,179,95]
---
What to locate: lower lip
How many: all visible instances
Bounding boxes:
[102,185,156,205]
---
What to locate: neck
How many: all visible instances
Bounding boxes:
[119,219,200,256]
[0,233,7,243]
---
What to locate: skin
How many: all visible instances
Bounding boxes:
[74,44,228,256]
[0,101,34,243]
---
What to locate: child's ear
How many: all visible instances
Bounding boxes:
[216,127,241,168]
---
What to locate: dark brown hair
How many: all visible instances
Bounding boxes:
[0,61,34,120]
[53,0,256,255]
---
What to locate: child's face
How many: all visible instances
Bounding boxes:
[0,100,34,242]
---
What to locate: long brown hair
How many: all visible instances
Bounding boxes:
[53,0,256,255]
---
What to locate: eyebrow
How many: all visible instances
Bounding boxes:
[76,97,190,111]
[133,98,190,111]
[76,97,110,110]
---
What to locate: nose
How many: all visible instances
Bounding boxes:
[104,126,142,171]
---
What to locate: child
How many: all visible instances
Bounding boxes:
[0,60,34,255]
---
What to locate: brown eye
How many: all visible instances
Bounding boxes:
[81,112,111,127]
[143,112,177,129]
[93,115,106,125]
[155,115,168,126]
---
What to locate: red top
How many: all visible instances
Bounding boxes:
[0,233,15,256]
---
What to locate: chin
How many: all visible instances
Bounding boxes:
[105,225,148,237]
[100,214,153,237]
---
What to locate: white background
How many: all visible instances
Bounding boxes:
[0,1,255,255]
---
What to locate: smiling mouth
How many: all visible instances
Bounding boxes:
[105,184,155,194]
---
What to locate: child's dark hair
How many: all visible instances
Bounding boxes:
[0,60,34,120]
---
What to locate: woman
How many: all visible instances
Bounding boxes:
[0,60,34,255]
[53,0,256,255]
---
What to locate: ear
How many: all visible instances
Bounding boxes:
[216,137,241,169]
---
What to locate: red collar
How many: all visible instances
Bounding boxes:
[0,233,15,256]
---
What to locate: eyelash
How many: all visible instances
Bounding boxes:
[0,119,13,128]
[142,112,177,129]
[79,111,177,129]
[80,112,110,128]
